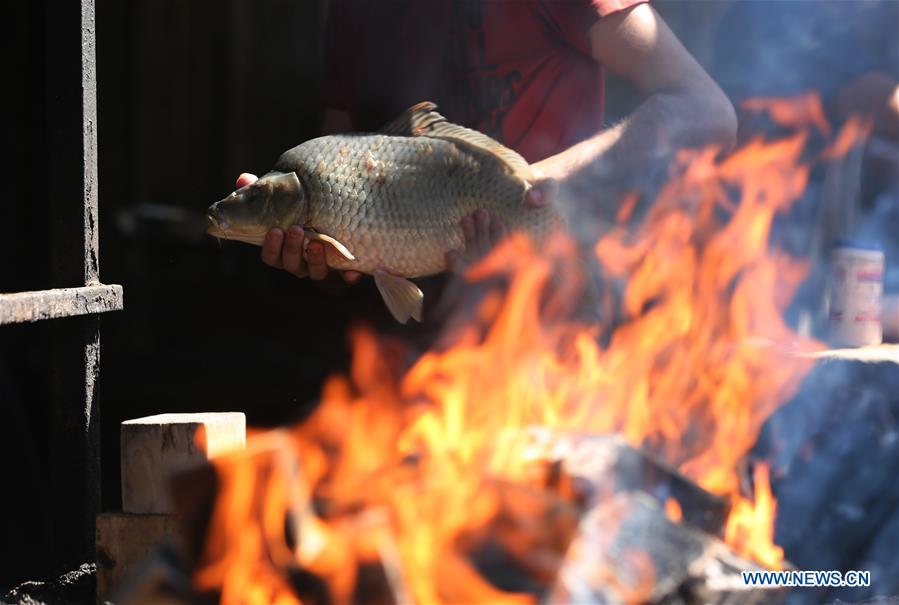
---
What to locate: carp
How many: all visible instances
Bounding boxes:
[207,102,564,323]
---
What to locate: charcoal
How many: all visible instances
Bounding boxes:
[545,493,787,605]
[495,427,731,535]
[459,479,581,596]
[107,545,199,605]
[1,564,95,605]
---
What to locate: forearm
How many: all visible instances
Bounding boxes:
[536,86,736,205]
[544,3,738,212]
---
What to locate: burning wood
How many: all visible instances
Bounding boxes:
[547,494,787,605]
[122,428,786,605]
[489,428,731,536]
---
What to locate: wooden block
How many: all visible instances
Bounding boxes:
[95,511,179,601]
[121,412,245,514]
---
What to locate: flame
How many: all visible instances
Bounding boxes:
[191,95,867,603]
[819,115,873,161]
[742,92,832,137]
[664,498,683,524]
[725,464,784,570]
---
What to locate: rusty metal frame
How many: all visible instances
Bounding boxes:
[0,0,123,328]
[0,285,122,325]
[0,0,122,576]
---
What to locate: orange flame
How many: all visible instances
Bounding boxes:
[725,464,784,570]
[742,92,832,137]
[819,115,873,161]
[664,498,683,523]
[191,95,865,603]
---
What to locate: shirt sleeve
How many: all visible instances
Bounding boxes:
[541,0,649,57]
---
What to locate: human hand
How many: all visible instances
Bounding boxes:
[236,172,361,283]
[525,163,561,208]
[445,209,509,273]
[444,164,561,273]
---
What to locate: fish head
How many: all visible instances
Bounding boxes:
[206,171,306,246]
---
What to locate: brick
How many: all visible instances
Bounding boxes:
[121,412,245,514]
[95,511,179,601]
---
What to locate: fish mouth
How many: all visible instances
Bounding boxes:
[206,211,230,237]
[206,212,267,246]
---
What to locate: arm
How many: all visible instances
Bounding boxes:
[531,4,737,208]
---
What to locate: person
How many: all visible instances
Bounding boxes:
[240,1,737,289]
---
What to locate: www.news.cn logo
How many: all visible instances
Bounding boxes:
[742,570,871,588]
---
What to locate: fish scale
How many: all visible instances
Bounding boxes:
[276,134,559,277]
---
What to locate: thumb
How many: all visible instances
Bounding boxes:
[236,173,258,188]
[526,177,558,208]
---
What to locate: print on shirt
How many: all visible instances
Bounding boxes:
[447,0,521,143]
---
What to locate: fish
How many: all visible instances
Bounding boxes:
[207,102,564,323]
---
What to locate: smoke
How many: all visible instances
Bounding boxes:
[708,1,898,105]
[698,3,899,599]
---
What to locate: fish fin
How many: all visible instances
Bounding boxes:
[379,101,440,136]
[303,230,356,261]
[382,102,533,181]
[374,270,424,324]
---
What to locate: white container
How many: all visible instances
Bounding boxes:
[828,241,884,347]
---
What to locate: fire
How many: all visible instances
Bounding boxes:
[742,92,832,137]
[191,97,867,603]
[664,498,683,524]
[725,464,784,570]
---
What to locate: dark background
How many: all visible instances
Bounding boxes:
[2,0,898,601]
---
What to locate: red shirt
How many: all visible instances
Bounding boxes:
[322,0,646,163]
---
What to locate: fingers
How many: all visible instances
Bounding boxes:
[525,177,558,207]
[461,214,476,249]
[342,271,362,284]
[474,208,491,258]
[260,222,358,283]
[450,209,510,274]
[306,241,329,280]
[261,229,285,268]
[282,226,308,277]
[445,250,466,274]
[236,172,258,188]
[489,216,508,244]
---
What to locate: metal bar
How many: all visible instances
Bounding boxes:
[0,0,122,584]
[0,284,123,325]
[82,0,100,284]
[48,314,103,577]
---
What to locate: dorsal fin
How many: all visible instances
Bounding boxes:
[379,101,440,136]
[380,101,532,180]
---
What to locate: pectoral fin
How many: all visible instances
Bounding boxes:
[374,270,424,324]
[303,230,356,261]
